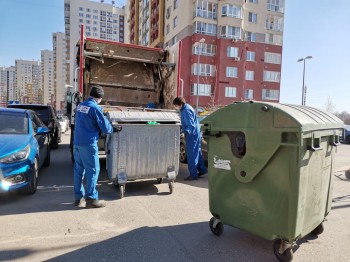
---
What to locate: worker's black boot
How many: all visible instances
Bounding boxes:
[85,198,106,209]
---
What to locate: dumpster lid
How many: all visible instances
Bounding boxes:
[107,111,180,123]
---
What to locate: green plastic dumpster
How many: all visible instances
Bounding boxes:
[201,101,343,261]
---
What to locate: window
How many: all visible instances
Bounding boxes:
[193,21,217,35]
[192,63,216,76]
[93,15,98,20]
[221,4,242,18]
[79,19,83,23]
[194,1,218,20]
[249,0,258,3]
[79,7,83,11]
[263,71,281,82]
[101,11,106,16]
[246,51,255,61]
[227,47,239,58]
[245,71,254,80]
[225,87,237,97]
[86,20,91,24]
[266,15,283,31]
[248,12,257,23]
[267,0,284,12]
[166,24,170,35]
[191,84,212,96]
[173,16,178,28]
[244,89,254,99]
[86,8,90,12]
[193,43,216,56]
[262,89,279,100]
[79,13,84,17]
[246,32,256,42]
[221,26,241,39]
[264,52,281,64]
[86,14,91,18]
[174,0,178,10]
[226,67,238,78]
[93,9,98,14]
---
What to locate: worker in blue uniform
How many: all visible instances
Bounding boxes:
[173,97,207,181]
[73,85,113,208]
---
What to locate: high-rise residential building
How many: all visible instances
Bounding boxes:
[15,60,42,104]
[41,50,55,106]
[64,0,126,86]
[53,32,68,112]
[0,67,7,107]
[128,0,285,108]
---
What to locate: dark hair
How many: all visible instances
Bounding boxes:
[90,85,104,98]
[173,97,186,106]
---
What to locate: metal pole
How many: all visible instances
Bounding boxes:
[196,44,200,115]
[302,59,306,105]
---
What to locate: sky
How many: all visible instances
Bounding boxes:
[0,0,349,112]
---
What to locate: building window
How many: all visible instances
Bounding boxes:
[247,51,255,61]
[86,14,91,18]
[245,71,254,80]
[227,47,239,58]
[79,7,83,11]
[246,32,256,42]
[248,12,257,23]
[262,89,279,100]
[93,15,98,20]
[192,63,216,76]
[194,2,218,20]
[221,4,242,18]
[267,0,284,12]
[226,67,238,78]
[174,0,178,10]
[264,52,281,64]
[193,21,217,35]
[249,0,258,3]
[166,24,170,35]
[266,15,283,32]
[79,19,83,23]
[221,26,241,39]
[244,89,254,99]
[173,16,178,28]
[79,13,84,17]
[191,84,212,96]
[100,11,106,16]
[263,71,281,82]
[93,9,98,14]
[193,43,216,56]
[225,87,237,97]
[86,20,91,24]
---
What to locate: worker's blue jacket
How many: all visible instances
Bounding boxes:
[180,103,200,136]
[74,97,113,146]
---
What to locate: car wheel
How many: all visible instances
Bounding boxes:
[21,158,38,195]
[43,145,51,167]
[179,143,187,163]
[50,137,59,149]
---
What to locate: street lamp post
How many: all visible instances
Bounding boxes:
[297,56,312,106]
[195,38,205,115]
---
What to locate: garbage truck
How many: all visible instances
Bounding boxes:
[66,26,180,198]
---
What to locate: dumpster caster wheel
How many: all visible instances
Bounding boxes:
[311,223,324,236]
[273,239,293,262]
[157,178,163,184]
[168,182,174,194]
[209,217,224,236]
[119,185,125,199]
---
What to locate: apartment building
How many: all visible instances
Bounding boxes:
[53,32,68,112]
[1,66,17,106]
[64,0,126,86]
[0,68,7,107]
[41,50,55,106]
[128,0,285,108]
[15,60,42,104]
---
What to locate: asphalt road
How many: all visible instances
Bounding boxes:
[0,131,349,262]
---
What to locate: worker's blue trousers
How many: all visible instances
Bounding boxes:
[186,133,207,178]
[73,144,100,200]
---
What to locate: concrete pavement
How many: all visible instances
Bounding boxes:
[0,131,349,261]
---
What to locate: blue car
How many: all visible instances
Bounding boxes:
[0,108,51,194]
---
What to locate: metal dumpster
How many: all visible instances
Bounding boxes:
[201,101,343,261]
[106,111,180,198]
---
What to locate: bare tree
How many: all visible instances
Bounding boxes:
[323,96,336,113]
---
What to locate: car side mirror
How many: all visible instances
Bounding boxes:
[36,127,50,134]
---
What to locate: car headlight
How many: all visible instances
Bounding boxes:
[0,145,30,163]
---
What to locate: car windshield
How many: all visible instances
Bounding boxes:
[9,105,50,121]
[0,112,29,134]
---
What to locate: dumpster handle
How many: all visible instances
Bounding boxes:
[307,145,323,151]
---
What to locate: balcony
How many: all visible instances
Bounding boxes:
[193,9,217,20]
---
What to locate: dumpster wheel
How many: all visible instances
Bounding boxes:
[273,239,293,262]
[119,185,125,199]
[168,182,174,194]
[311,222,324,236]
[209,217,224,236]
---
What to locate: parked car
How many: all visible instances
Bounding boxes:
[57,115,68,133]
[8,104,61,149]
[0,108,51,194]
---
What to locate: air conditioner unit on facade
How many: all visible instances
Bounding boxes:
[234,57,240,62]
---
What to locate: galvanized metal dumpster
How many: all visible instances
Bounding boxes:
[201,101,343,261]
[106,111,180,198]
